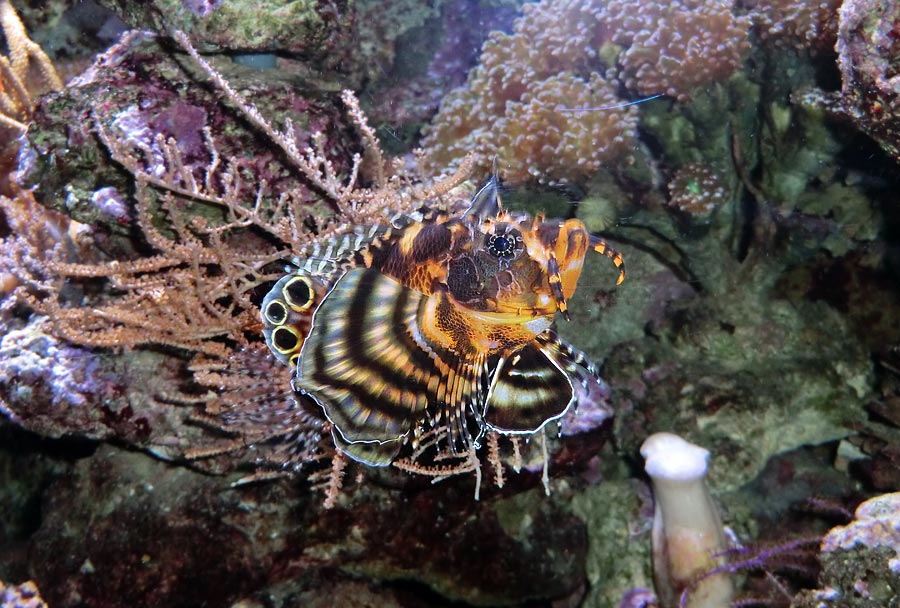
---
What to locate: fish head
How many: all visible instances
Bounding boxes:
[445,211,604,321]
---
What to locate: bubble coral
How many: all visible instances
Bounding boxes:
[424,0,752,184]
[495,73,639,184]
[666,163,730,220]
[746,0,841,51]
[423,0,637,185]
[604,0,752,99]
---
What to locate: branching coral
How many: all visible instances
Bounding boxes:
[0,0,61,182]
[5,31,472,354]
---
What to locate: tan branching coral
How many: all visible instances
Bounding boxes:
[395,444,485,497]
[0,1,61,155]
[5,74,470,357]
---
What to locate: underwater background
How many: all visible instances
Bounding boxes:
[1,0,900,606]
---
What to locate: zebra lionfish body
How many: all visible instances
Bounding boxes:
[261,179,625,466]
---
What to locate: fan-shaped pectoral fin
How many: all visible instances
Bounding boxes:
[535,330,613,435]
[295,268,489,465]
[481,341,576,434]
[330,429,404,467]
[295,268,434,465]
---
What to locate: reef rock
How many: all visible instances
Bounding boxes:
[835,0,900,163]
[795,492,900,607]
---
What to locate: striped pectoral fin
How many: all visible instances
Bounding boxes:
[535,329,602,386]
[331,430,404,467]
[297,267,473,465]
[536,330,612,434]
[481,342,576,434]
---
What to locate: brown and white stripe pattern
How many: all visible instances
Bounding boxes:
[296,267,487,466]
[482,338,576,434]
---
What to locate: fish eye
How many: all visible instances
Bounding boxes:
[264,300,288,325]
[283,276,315,311]
[485,226,523,260]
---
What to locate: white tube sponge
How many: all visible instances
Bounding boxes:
[640,432,733,608]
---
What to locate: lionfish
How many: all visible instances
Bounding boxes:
[260,178,624,466]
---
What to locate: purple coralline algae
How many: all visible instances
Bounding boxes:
[0,315,212,454]
[794,493,900,607]
[834,0,900,163]
[180,0,223,18]
[0,580,47,608]
[0,320,104,411]
[19,31,358,240]
[823,492,900,569]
